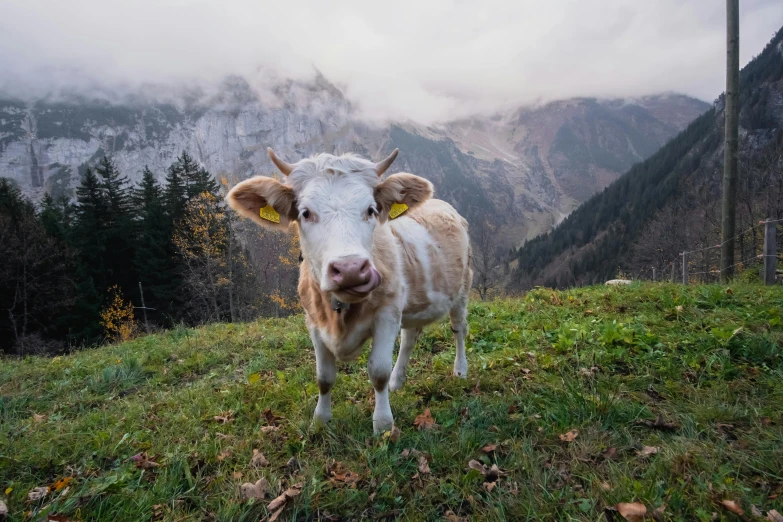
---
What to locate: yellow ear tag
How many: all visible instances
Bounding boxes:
[259,204,280,224]
[389,202,409,219]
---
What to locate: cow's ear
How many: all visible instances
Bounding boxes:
[374,173,433,222]
[225,176,297,231]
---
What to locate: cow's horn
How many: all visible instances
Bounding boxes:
[268,148,294,176]
[375,148,399,176]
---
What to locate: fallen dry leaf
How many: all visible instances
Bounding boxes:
[559,429,579,442]
[752,505,763,517]
[652,504,666,521]
[28,486,49,501]
[483,481,496,492]
[467,460,507,482]
[481,443,498,454]
[250,449,269,468]
[635,413,678,431]
[52,477,72,491]
[719,499,743,516]
[286,456,301,472]
[216,450,232,462]
[636,446,659,458]
[616,502,647,522]
[413,408,437,431]
[151,504,165,521]
[213,410,234,424]
[326,461,360,488]
[267,482,303,521]
[260,426,280,434]
[418,455,431,474]
[232,471,244,480]
[761,417,773,426]
[768,510,783,522]
[32,413,46,423]
[215,432,233,440]
[600,481,612,491]
[401,448,425,459]
[262,408,282,426]
[131,452,160,469]
[240,478,269,500]
[383,426,401,443]
[602,447,618,460]
[444,510,467,522]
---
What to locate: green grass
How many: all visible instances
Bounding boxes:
[1,283,782,521]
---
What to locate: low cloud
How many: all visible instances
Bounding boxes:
[0,0,780,124]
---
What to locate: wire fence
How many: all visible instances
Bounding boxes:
[631,218,783,285]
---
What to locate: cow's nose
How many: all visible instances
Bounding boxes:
[328,257,372,288]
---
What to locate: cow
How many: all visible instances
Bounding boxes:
[226,148,472,433]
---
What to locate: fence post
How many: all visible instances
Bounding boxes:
[652,267,656,282]
[682,252,688,285]
[138,281,150,334]
[764,219,777,285]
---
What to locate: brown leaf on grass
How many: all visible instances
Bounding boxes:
[602,447,618,460]
[481,443,498,454]
[559,429,579,442]
[45,515,73,522]
[250,449,269,468]
[507,404,518,414]
[262,408,281,426]
[216,450,232,462]
[768,510,783,522]
[400,448,424,458]
[240,478,269,500]
[761,417,773,426]
[151,504,165,521]
[635,413,678,431]
[483,481,496,492]
[267,482,303,521]
[131,452,160,469]
[752,506,763,517]
[600,481,612,491]
[719,500,744,516]
[585,309,594,316]
[459,406,470,422]
[615,502,647,522]
[636,446,659,458]
[418,455,431,474]
[413,408,437,431]
[260,426,280,434]
[382,426,401,443]
[232,471,244,480]
[326,461,360,488]
[215,432,234,440]
[286,457,301,472]
[213,410,234,424]
[467,460,507,482]
[444,510,467,522]
[28,486,49,501]
[32,413,46,423]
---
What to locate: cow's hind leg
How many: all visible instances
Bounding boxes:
[390,327,421,392]
[450,297,469,378]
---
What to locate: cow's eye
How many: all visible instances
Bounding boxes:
[367,206,376,218]
[301,209,311,220]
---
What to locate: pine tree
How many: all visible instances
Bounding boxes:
[175,150,219,198]
[95,156,137,302]
[133,166,180,324]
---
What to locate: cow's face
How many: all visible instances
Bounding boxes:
[226,149,433,303]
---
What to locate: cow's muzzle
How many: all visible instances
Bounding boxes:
[328,256,381,298]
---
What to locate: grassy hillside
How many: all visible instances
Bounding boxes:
[1,283,782,521]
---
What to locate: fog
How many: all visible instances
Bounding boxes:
[1,0,781,123]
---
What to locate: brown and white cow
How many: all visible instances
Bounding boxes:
[226,148,472,433]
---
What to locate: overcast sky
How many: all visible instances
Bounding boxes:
[1,0,781,123]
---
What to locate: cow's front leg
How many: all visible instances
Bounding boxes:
[369,309,401,434]
[311,329,336,426]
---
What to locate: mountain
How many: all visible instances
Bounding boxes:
[510,26,783,289]
[0,77,708,246]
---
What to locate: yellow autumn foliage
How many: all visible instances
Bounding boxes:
[100,285,138,342]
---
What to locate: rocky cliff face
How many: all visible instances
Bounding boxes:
[0,76,708,246]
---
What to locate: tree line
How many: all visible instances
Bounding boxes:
[0,152,299,355]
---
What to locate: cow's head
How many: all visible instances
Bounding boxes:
[226,149,433,303]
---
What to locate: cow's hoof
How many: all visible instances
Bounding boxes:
[373,417,394,435]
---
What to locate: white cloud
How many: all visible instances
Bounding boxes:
[0,0,780,123]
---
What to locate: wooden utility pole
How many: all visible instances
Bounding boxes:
[138,281,150,334]
[763,219,777,285]
[721,0,740,282]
